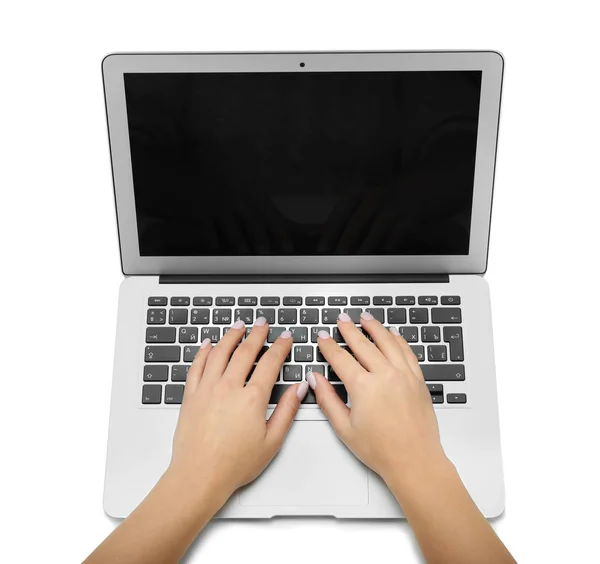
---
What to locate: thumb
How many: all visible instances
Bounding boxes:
[265,382,308,451]
[309,372,351,437]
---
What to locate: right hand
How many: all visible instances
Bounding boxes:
[310,312,449,485]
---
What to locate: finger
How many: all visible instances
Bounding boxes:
[222,316,270,385]
[202,319,247,384]
[265,381,308,452]
[307,372,351,437]
[359,313,411,371]
[390,329,425,381]
[336,313,389,372]
[183,338,212,397]
[316,330,364,388]
[248,330,293,394]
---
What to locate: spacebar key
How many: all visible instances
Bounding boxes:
[145,346,181,362]
[421,364,465,381]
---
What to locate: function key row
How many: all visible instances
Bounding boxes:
[148,295,462,307]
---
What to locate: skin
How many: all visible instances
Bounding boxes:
[85,314,515,564]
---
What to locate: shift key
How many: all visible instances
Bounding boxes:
[145,346,180,362]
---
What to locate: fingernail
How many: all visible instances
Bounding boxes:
[306,371,317,389]
[389,326,400,336]
[200,338,212,349]
[254,316,267,326]
[338,312,352,322]
[360,312,375,321]
[296,380,309,400]
[232,319,245,330]
[280,330,292,339]
[318,330,330,340]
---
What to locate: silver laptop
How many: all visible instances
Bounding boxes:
[102,51,505,519]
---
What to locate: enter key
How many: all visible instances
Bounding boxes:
[443,326,464,361]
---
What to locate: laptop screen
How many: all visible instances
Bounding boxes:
[124,71,482,257]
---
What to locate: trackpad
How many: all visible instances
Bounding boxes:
[240,420,368,507]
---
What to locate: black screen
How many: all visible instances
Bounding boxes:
[124,71,481,256]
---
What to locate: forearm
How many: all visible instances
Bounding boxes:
[386,458,515,564]
[85,469,229,564]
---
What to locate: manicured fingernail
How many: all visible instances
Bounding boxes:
[254,316,267,326]
[360,312,375,321]
[200,338,212,349]
[280,330,292,339]
[232,319,245,329]
[338,312,352,322]
[306,371,317,389]
[389,327,400,336]
[318,330,330,340]
[297,380,309,400]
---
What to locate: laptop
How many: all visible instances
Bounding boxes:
[102,51,505,519]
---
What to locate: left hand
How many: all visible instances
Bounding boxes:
[167,317,308,500]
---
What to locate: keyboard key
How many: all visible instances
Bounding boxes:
[289,327,309,343]
[267,327,287,343]
[421,364,465,381]
[165,384,185,404]
[366,308,384,323]
[441,296,461,305]
[142,384,162,404]
[256,308,276,324]
[322,308,341,324]
[418,296,438,305]
[193,296,213,306]
[183,345,201,362]
[179,327,198,343]
[432,395,444,404]
[306,296,325,306]
[409,308,428,324]
[328,296,347,306]
[300,308,319,324]
[373,296,393,305]
[261,296,280,306]
[427,383,444,395]
[358,327,373,341]
[443,327,464,361]
[316,346,326,362]
[396,296,415,306]
[410,345,425,361]
[238,296,258,306]
[200,327,220,343]
[447,393,467,404]
[269,384,348,404]
[169,309,188,325]
[278,308,297,324]
[427,345,447,362]
[431,307,462,324]
[387,308,407,324]
[332,327,345,343]
[148,296,167,306]
[328,366,341,381]
[399,326,419,342]
[255,345,269,362]
[213,309,232,324]
[294,346,314,362]
[171,365,190,382]
[283,365,303,381]
[146,327,176,343]
[283,296,303,306]
[305,364,325,377]
[147,309,166,325]
[190,309,209,325]
[351,296,370,306]
[421,326,441,343]
[343,308,362,323]
[170,296,190,306]
[234,309,254,324]
[143,365,168,382]
[216,296,235,306]
[311,327,329,343]
[145,346,180,363]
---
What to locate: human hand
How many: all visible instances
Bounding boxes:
[310,312,448,486]
[166,318,308,501]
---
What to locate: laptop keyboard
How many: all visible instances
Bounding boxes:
[142,294,466,407]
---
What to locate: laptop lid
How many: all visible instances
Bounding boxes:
[103,51,503,276]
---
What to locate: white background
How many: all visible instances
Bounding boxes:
[1,1,599,562]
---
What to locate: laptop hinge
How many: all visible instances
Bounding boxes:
[159,274,449,284]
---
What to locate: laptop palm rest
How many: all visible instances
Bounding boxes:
[239,420,369,507]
